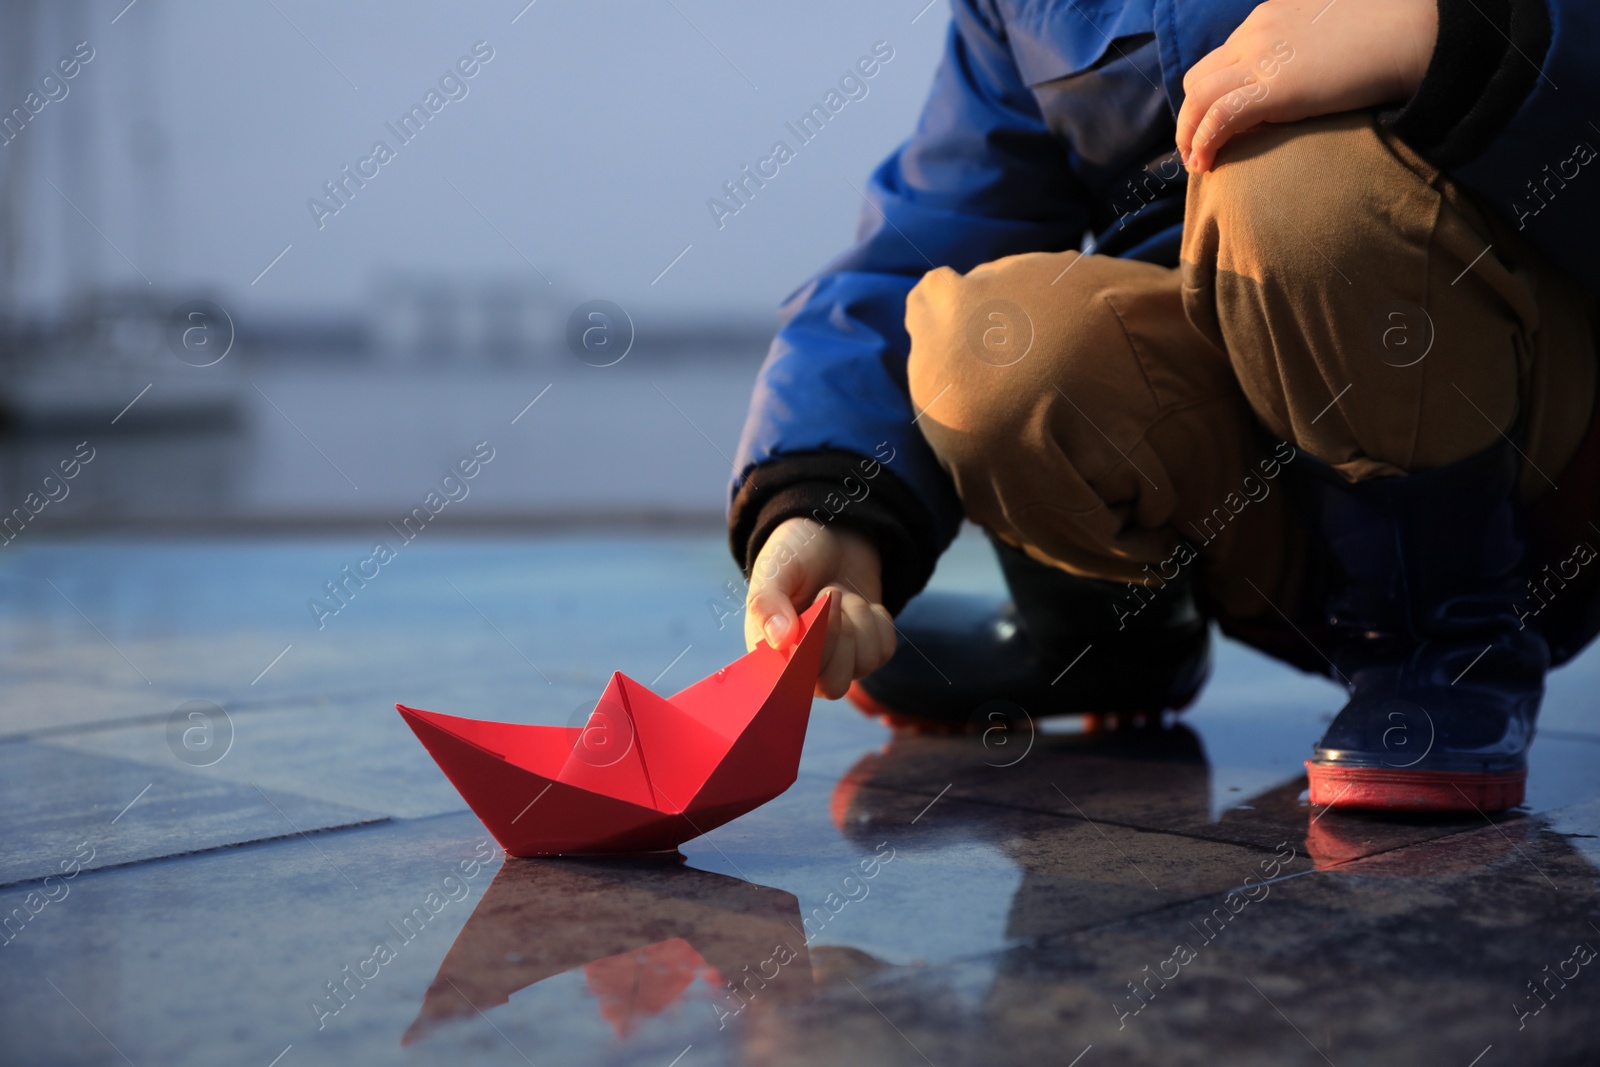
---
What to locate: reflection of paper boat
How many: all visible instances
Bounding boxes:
[403,856,810,1045]
[398,592,832,856]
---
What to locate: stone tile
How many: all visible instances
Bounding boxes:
[0,536,757,739]
[752,813,1600,1067]
[8,529,1600,1066]
[41,684,893,823]
[0,782,1300,1067]
[4,768,1596,1066]
[0,814,504,1067]
[40,697,472,823]
[679,775,1304,966]
[817,718,1600,869]
[0,742,385,887]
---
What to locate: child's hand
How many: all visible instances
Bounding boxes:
[1176,0,1438,172]
[744,517,897,700]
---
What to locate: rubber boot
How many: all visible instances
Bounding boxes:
[1302,441,1548,812]
[848,537,1210,731]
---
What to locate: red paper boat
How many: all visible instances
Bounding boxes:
[397,591,832,856]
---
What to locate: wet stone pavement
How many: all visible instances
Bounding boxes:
[2,530,1599,1066]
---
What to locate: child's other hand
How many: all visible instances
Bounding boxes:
[1176,0,1438,172]
[744,517,897,700]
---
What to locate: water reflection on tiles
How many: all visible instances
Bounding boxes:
[2,533,1599,1065]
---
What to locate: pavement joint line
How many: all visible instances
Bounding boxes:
[252,785,362,892]
[792,766,1526,874]
[1053,783,1160,891]
[0,816,393,892]
[1453,785,1560,891]
[0,667,604,745]
[688,781,1565,988]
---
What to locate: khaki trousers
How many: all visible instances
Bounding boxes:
[905,112,1597,637]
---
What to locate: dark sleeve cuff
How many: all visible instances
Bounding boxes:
[729,450,943,616]
[1382,0,1551,169]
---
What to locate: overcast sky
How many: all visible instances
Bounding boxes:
[4,0,950,321]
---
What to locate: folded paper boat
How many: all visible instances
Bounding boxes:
[397,591,831,856]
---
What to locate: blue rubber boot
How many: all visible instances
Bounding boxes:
[1302,441,1548,812]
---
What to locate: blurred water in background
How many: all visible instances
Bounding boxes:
[0,0,948,530]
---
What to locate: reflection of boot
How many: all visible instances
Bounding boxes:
[1301,442,1549,812]
[849,538,1210,730]
[830,723,1212,841]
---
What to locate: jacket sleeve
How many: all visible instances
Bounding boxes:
[1383,0,1600,292]
[728,0,1091,612]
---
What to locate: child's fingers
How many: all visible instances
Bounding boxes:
[746,582,799,652]
[1176,64,1255,166]
[744,521,823,651]
[839,593,884,678]
[869,602,898,671]
[1179,45,1234,116]
[1182,69,1273,172]
[816,609,857,700]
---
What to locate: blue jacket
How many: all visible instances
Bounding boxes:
[730,0,1598,610]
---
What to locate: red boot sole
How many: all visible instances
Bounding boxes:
[1305,761,1525,813]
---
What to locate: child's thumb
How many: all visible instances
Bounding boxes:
[746,586,798,651]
